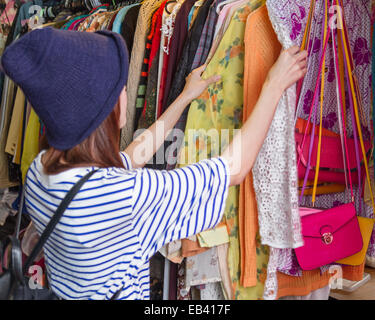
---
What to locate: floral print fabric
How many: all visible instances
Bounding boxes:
[179,0,268,300]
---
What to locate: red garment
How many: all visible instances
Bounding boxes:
[148,1,167,72]
[107,11,119,31]
[68,17,86,30]
[142,0,167,114]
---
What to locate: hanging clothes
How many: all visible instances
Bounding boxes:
[252,0,303,251]
[20,108,40,183]
[136,1,167,130]
[155,1,183,121]
[0,77,18,188]
[120,0,165,150]
[160,0,197,115]
[294,0,374,278]
[191,0,226,69]
[164,0,216,172]
[176,0,244,300]
[369,7,375,269]
[240,4,281,288]
[205,0,247,64]
[119,4,141,55]
[5,87,25,158]
[2,0,374,302]
[179,0,267,300]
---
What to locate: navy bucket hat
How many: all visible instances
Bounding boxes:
[1,27,129,150]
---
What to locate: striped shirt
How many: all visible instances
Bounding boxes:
[25,151,229,300]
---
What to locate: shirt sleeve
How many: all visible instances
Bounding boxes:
[130,157,230,261]
[120,152,132,170]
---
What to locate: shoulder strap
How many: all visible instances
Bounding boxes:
[23,169,98,274]
[311,0,329,204]
[298,1,331,202]
[336,0,375,209]
[296,0,316,104]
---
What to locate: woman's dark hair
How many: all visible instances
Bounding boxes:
[42,102,125,174]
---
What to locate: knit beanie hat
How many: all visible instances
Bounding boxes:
[1,27,129,150]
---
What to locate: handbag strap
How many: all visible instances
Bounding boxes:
[296,0,316,104]
[14,189,25,239]
[298,0,374,208]
[310,0,329,203]
[22,169,98,274]
[336,0,375,209]
[332,15,353,200]
[298,0,332,202]
[332,24,350,193]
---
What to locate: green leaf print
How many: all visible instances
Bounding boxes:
[229,225,238,238]
[197,100,206,112]
[233,37,240,46]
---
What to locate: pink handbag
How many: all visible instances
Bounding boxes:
[295,132,371,185]
[295,203,363,270]
[294,0,367,271]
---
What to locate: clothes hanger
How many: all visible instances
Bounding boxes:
[165,0,176,14]
[216,0,238,14]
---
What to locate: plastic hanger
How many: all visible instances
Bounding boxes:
[194,0,204,7]
[165,0,176,14]
[216,0,238,14]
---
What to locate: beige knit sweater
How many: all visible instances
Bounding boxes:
[120,0,166,150]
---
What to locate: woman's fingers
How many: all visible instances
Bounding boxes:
[287,45,300,55]
[193,64,207,76]
[206,75,221,86]
[291,64,307,81]
[298,57,308,69]
[295,50,308,61]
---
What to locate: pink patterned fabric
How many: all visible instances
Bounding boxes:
[296,0,374,260]
[268,0,373,277]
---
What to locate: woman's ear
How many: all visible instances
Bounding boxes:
[118,86,127,129]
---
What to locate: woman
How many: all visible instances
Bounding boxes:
[1,28,307,300]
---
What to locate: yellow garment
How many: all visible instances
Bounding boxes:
[197,224,229,247]
[205,0,247,64]
[21,108,40,183]
[364,165,374,206]
[0,78,18,188]
[179,0,266,300]
[5,87,25,156]
[12,100,25,165]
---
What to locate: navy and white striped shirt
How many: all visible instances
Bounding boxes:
[25,151,230,300]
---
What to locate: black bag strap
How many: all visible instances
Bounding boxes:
[22,170,98,274]
[14,189,25,239]
[0,185,27,284]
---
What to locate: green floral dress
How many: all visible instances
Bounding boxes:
[178,0,269,300]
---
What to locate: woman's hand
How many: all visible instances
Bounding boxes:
[182,64,221,102]
[125,65,221,169]
[265,46,308,95]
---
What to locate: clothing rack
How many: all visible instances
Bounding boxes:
[0,0,373,301]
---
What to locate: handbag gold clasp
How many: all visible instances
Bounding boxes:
[322,232,333,245]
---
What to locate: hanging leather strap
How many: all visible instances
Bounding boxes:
[336,0,375,209]
[296,0,316,104]
[298,0,374,209]
[332,15,354,200]
[298,0,332,202]
[311,0,329,203]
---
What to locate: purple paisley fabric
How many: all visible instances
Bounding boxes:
[268,0,374,276]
